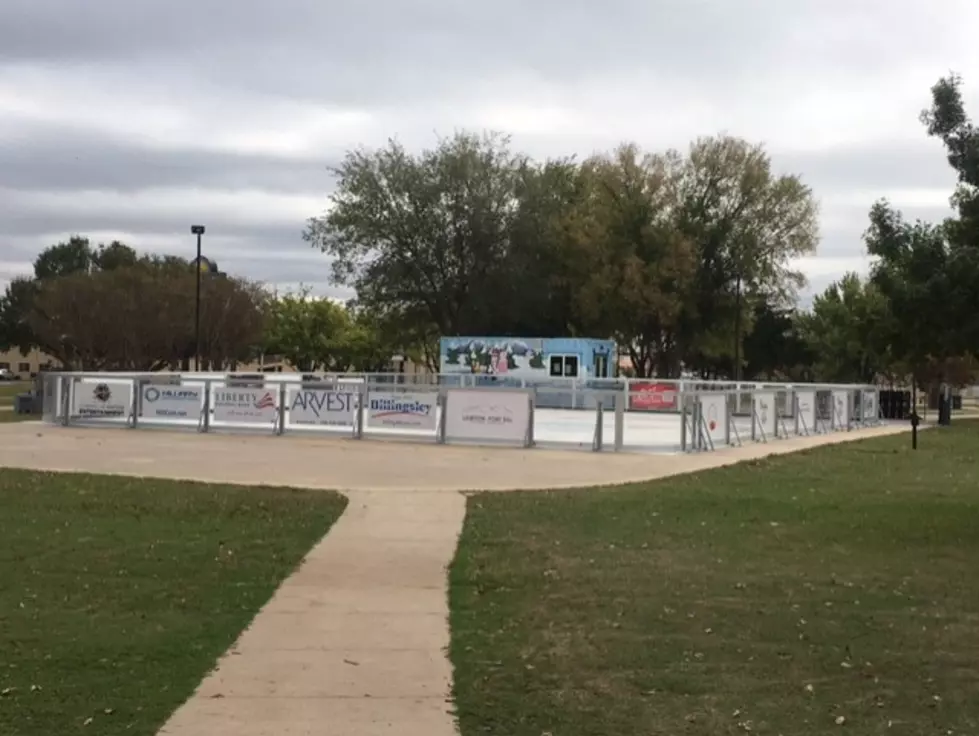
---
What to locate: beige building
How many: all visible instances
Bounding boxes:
[0,347,59,378]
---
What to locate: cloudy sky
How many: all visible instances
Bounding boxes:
[1,0,977,303]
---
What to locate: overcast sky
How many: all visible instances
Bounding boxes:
[1,0,977,304]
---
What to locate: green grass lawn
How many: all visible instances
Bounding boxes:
[450,423,979,735]
[0,382,30,402]
[0,470,346,736]
[0,382,32,422]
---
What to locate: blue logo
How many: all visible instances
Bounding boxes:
[145,387,198,402]
[369,397,432,418]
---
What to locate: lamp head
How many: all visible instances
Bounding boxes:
[191,225,206,235]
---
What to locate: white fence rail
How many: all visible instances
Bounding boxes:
[39,372,883,455]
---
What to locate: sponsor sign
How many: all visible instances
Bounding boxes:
[212,387,277,423]
[795,390,816,433]
[288,388,357,427]
[73,381,132,419]
[444,389,530,443]
[753,391,777,438]
[699,394,727,445]
[629,382,678,411]
[140,384,202,419]
[862,390,878,423]
[832,390,850,429]
[367,392,437,431]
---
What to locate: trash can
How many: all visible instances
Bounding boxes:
[14,392,36,414]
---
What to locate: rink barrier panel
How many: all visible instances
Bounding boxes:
[38,373,883,455]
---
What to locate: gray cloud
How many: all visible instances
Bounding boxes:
[0,123,339,194]
[1,0,977,301]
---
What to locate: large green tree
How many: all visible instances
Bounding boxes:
[305,132,589,340]
[262,292,402,373]
[1,238,265,370]
[741,299,815,382]
[0,237,141,355]
[569,144,695,377]
[858,74,979,391]
[671,136,819,378]
[798,273,894,384]
[27,257,265,371]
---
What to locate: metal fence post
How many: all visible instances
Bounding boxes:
[724,392,731,445]
[202,382,211,433]
[437,387,448,444]
[130,378,140,429]
[680,395,688,451]
[614,391,624,451]
[527,391,536,448]
[692,398,702,451]
[593,399,604,452]
[61,376,71,426]
[355,383,366,439]
[276,382,287,435]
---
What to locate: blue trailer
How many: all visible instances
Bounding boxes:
[439,336,617,403]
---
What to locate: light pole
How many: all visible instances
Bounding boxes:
[191,225,206,371]
[733,272,742,382]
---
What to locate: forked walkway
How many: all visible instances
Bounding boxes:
[0,422,910,735]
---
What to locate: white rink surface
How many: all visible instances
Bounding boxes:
[61,377,857,455]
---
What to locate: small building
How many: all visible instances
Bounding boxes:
[439,337,617,380]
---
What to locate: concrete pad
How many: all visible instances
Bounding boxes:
[0,420,914,736]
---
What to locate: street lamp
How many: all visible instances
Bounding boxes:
[191,225,206,371]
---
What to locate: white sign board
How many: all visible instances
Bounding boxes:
[862,390,878,423]
[140,384,202,419]
[73,381,132,419]
[832,390,850,429]
[444,389,530,443]
[795,390,816,434]
[753,391,777,439]
[367,392,437,431]
[288,388,356,427]
[212,387,278,423]
[699,394,727,445]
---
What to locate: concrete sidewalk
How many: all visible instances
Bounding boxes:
[0,422,910,736]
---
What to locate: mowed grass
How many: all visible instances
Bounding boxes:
[0,382,30,401]
[0,382,33,423]
[0,470,347,735]
[450,423,979,735]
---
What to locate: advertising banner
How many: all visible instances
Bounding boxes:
[832,390,850,429]
[753,391,777,438]
[862,390,878,423]
[288,388,357,427]
[444,389,530,443]
[699,394,727,445]
[629,382,678,411]
[73,381,132,419]
[140,384,202,419]
[367,392,437,431]
[212,387,278,423]
[795,390,816,434]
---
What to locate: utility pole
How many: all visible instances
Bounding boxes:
[191,225,206,371]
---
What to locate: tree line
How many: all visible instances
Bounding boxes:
[1,74,977,387]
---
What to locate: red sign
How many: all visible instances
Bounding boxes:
[630,382,677,411]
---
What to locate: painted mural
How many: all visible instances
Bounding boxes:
[439,337,617,378]
[440,337,546,376]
